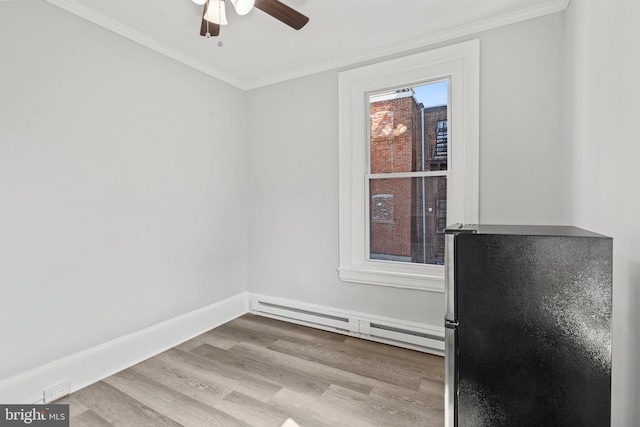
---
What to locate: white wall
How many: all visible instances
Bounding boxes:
[246,13,565,326]
[0,1,247,380]
[246,71,441,323]
[563,1,640,423]
[479,13,565,224]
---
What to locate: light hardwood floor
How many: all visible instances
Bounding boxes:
[58,314,445,426]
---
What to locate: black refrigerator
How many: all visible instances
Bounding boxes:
[444,224,612,427]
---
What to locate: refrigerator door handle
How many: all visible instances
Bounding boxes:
[445,319,459,329]
[444,325,457,427]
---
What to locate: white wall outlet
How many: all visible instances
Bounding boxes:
[43,382,70,403]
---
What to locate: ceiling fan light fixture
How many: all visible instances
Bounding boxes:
[198,0,309,38]
[230,0,255,15]
[203,0,228,25]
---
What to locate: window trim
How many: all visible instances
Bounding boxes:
[338,40,480,292]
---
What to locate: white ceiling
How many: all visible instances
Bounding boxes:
[45,0,568,90]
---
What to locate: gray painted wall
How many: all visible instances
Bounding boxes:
[0,1,248,380]
[563,1,640,424]
[246,13,566,326]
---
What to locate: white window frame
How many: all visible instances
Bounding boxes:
[338,40,480,292]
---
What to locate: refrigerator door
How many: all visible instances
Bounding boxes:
[454,231,612,426]
[444,224,477,322]
[444,224,476,427]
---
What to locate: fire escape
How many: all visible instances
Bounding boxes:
[431,119,447,264]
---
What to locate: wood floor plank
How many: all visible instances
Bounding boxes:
[268,387,378,427]
[56,394,89,419]
[129,357,233,403]
[190,343,331,396]
[369,381,444,415]
[320,384,443,427]
[71,409,114,427]
[62,314,445,426]
[344,335,444,367]
[268,338,424,390]
[154,348,282,403]
[104,368,250,427]
[72,381,182,427]
[207,323,281,348]
[134,354,297,426]
[228,340,374,395]
[230,315,324,344]
[421,377,447,395]
[174,330,238,352]
[221,391,295,427]
[174,338,204,353]
[324,335,445,382]
[237,314,349,343]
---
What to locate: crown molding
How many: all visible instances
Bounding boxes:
[242,0,570,89]
[45,0,245,89]
[45,0,569,91]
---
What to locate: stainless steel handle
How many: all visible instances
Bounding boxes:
[445,319,459,328]
[444,325,457,427]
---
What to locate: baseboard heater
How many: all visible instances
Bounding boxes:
[249,298,444,355]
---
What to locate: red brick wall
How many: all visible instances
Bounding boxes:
[369,97,448,264]
[369,96,416,259]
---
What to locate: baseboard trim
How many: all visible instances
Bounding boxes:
[0,292,248,404]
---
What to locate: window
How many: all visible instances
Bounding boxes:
[368,84,449,267]
[338,40,479,291]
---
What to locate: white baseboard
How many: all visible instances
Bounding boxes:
[0,292,248,404]
[248,293,445,356]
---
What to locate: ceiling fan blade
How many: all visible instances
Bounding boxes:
[200,2,220,37]
[254,0,309,30]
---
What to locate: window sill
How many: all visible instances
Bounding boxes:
[337,266,445,292]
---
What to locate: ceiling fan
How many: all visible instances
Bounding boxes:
[194,0,309,38]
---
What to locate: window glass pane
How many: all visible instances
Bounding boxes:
[369,176,447,265]
[369,81,448,174]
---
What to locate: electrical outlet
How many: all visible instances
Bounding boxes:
[43,382,70,403]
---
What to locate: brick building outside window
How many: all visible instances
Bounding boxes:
[369,88,447,265]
